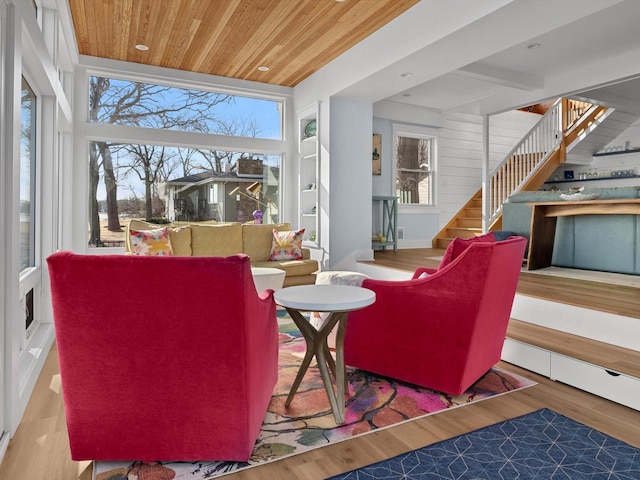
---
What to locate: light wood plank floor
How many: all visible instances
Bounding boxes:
[366,247,640,319]
[2,250,639,480]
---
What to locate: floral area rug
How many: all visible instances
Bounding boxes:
[94,313,536,480]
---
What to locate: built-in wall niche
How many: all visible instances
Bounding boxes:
[545,151,640,186]
[297,102,320,247]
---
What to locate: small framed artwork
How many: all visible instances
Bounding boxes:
[372,134,382,175]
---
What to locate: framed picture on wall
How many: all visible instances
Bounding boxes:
[372,134,382,175]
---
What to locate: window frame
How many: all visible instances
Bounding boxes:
[75,62,292,253]
[392,123,438,210]
[18,72,43,343]
[20,76,38,273]
[86,73,285,141]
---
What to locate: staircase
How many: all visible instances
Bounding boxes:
[433,189,483,249]
[432,98,635,248]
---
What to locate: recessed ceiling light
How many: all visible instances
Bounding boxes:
[400,72,413,78]
[527,43,541,50]
[258,66,270,72]
[135,44,149,51]
[335,0,347,2]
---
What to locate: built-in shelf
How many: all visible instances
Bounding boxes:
[298,103,320,247]
[593,149,640,157]
[545,175,639,184]
[372,195,398,251]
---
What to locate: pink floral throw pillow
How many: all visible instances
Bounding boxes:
[269,229,305,261]
[129,227,173,256]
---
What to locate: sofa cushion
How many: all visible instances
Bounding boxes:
[252,259,318,277]
[506,186,640,204]
[242,223,291,262]
[190,223,242,257]
[165,226,192,256]
[505,191,565,203]
[580,186,640,199]
[129,227,173,256]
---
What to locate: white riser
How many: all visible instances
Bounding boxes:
[502,339,550,376]
[511,294,640,352]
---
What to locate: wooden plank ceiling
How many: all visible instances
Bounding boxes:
[69,0,420,87]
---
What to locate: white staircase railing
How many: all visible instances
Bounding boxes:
[487,100,562,226]
[485,99,595,227]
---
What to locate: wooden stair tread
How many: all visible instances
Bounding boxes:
[506,319,640,378]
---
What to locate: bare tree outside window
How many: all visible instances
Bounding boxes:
[396,135,433,205]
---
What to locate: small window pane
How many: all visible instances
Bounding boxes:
[396,136,432,205]
[20,77,37,270]
[88,76,282,140]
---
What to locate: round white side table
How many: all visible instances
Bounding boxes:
[274,284,376,424]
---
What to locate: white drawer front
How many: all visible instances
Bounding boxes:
[502,339,551,376]
[551,354,640,411]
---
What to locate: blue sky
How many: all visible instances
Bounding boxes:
[216,95,282,140]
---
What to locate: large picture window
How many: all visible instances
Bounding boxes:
[394,125,435,207]
[88,142,280,247]
[88,76,282,140]
[20,77,37,270]
[86,75,284,248]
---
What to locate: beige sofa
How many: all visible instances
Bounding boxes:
[125,220,319,287]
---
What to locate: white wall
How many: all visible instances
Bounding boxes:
[328,98,373,268]
[611,118,640,150]
[371,108,539,247]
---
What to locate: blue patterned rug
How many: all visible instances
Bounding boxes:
[328,408,640,480]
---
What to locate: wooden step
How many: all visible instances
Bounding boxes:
[456,218,482,228]
[446,227,482,239]
[506,319,640,379]
[434,237,453,249]
[471,198,482,208]
[462,207,482,218]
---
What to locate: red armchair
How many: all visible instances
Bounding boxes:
[344,236,527,396]
[47,252,278,462]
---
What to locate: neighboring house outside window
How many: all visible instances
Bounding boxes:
[393,124,436,207]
